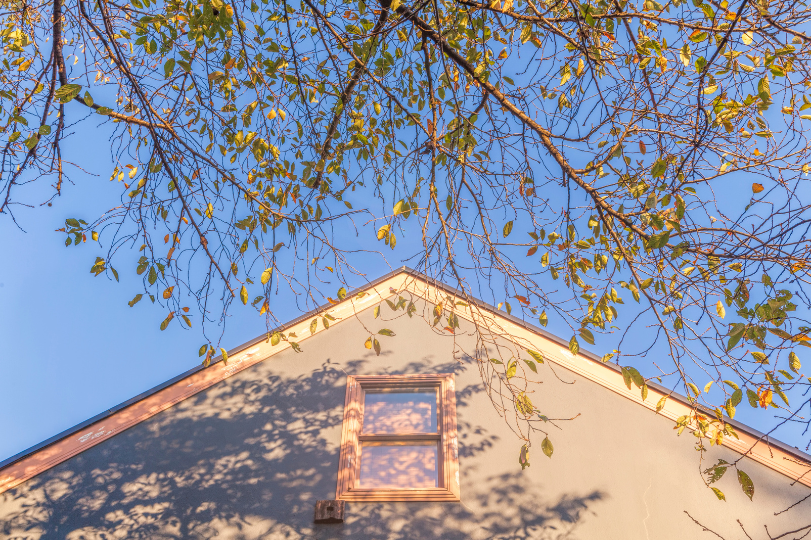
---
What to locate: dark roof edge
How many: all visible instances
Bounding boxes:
[0,266,411,471]
[3,266,809,470]
[411,267,811,465]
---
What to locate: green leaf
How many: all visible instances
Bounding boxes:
[261,267,273,284]
[541,436,554,458]
[568,335,579,355]
[731,388,743,407]
[538,311,548,326]
[240,285,248,305]
[746,388,759,407]
[220,348,229,365]
[622,367,632,389]
[579,328,595,345]
[38,125,51,136]
[164,58,176,78]
[711,487,726,501]
[128,294,143,307]
[506,359,517,379]
[489,358,503,364]
[54,83,82,103]
[270,332,281,346]
[527,349,544,364]
[148,266,157,285]
[503,221,514,237]
[378,328,396,336]
[519,443,530,470]
[641,384,648,401]
[523,358,538,373]
[374,306,380,318]
[198,344,208,357]
[310,318,318,335]
[337,287,347,300]
[651,159,667,178]
[737,470,755,501]
[789,352,801,372]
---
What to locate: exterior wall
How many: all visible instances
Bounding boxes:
[1,298,809,539]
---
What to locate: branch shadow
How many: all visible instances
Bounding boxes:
[1,358,606,540]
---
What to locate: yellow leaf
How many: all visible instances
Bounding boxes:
[703,85,718,95]
[716,300,726,318]
[704,381,713,394]
[752,183,764,193]
[128,167,138,179]
[742,31,753,45]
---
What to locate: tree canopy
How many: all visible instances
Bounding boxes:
[2,0,811,519]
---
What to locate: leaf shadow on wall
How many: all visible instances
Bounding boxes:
[0,357,606,540]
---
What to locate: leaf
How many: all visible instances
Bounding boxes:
[716,301,726,318]
[746,388,759,407]
[641,384,649,401]
[54,83,81,103]
[164,58,176,78]
[579,328,595,345]
[523,358,538,373]
[527,349,544,364]
[519,444,530,470]
[622,367,632,389]
[378,328,396,336]
[711,487,727,501]
[337,287,347,300]
[220,348,229,365]
[240,285,248,305]
[752,183,764,193]
[538,311,548,327]
[373,338,381,355]
[503,221,514,237]
[38,125,51,136]
[731,388,743,406]
[376,225,390,240]
[261,267,273,284]
[541,436,554,458]
[271,332,281,346]
[160,313,174,331]
[128,294,143,307]
[310,318,318,335]
[651,159,667,178]
[198,344,208,357]
[656,395,667,412]
[506,359,517,379]
[148,266,157,285]
[737,470,755,501]
[789,352,801,372]
[568,335,580,355]
[704,381,714,394]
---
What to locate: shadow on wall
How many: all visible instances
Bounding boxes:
[1,358,606,540]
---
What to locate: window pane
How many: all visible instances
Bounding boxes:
[362,391,437,434]
[359,443,438,488]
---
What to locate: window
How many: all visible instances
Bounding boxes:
[336,374,460,501]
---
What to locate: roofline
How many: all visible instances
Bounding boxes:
[1,266,809,474]
[0,266,411,471]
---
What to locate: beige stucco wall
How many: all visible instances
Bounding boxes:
[1,296,809,539]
